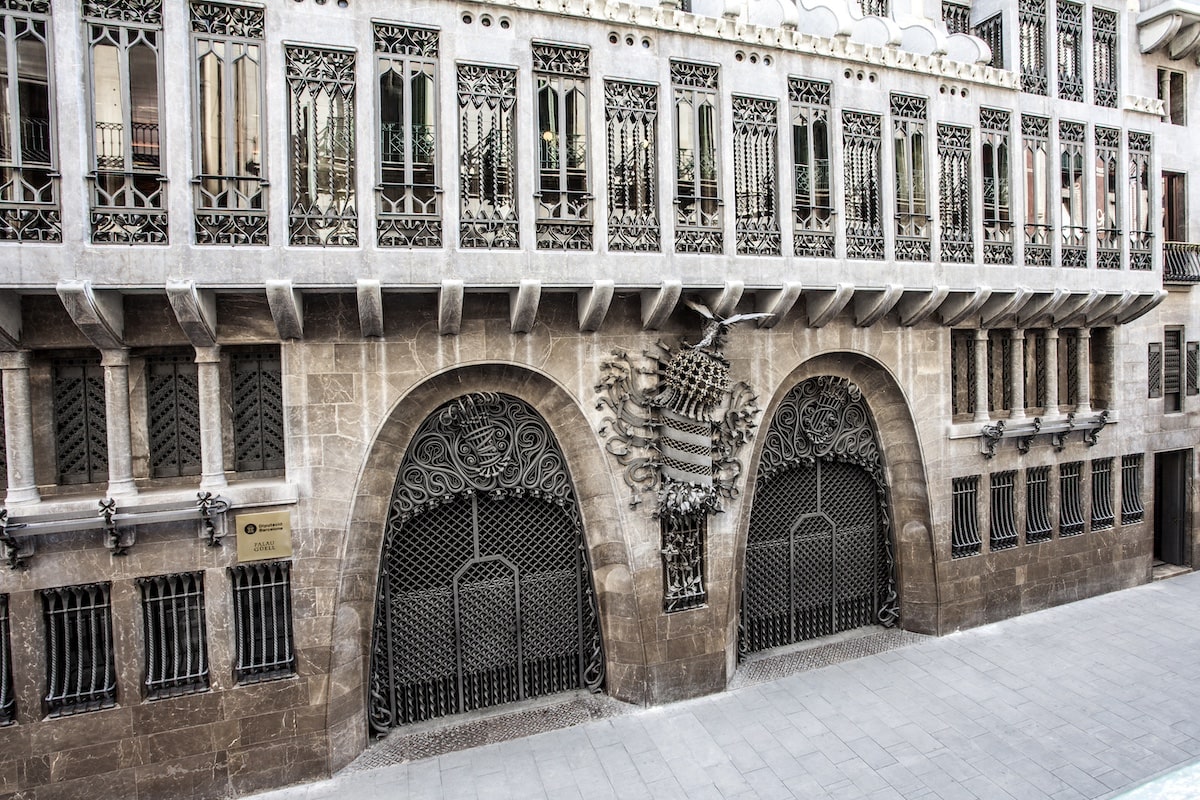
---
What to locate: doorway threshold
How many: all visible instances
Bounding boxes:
[730,626,928,690]
[1152,560,1193,581]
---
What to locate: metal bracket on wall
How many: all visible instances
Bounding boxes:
[979,410,1111,459]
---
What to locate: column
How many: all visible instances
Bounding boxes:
[1045,328,1060,415]
[1009,329,1026,420]
[196,346,227,489]
[0,351,39,505]
[973,328,990,422]
[1076,328,1092,414]
[101,349,137,497]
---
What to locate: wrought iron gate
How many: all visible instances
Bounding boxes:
[367,393,604,734]
[741,376,898,655]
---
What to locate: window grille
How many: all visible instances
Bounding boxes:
[147,354,201,478]
[1018,0,1047,95]
[891,94,929,261]
[1058,120,1086,268]
[191,1,267,245]
[1164,328,1183,413]
[861,0,888,16]
[0,388,6,485]
[975,14,1004,69]
[138,572,209,699]
[85,0,168,244]
[1059,461,1084,537]
[1024,329,1048,411]
[662,514,706,612]
[1025,465,1052,543]
[942,1,970,36]
[938,123,972,263]
[1092,9,1118,108]
[732,95,779,256]
[951,476,981,558]
[990,471,1018,551]
[0,2,59,242]
[42,583,116,717]
[950,329,976,417]
[789,77,833,258]
[1022,115,1051,266]
[458,63,518,249]
[286,45,357,246]
[672,61,721,254]
[605,79,659,252]
[375,22,440,248]
[1188,341,1199,396]
[987,330,1012,412]
[534,43,591,251]
[231,561,295,683]
[1128,132,1152,270]
[53,358,108,485]
[1148,342,1163,399]
[1120,454,1144,524]
[1056,1,1083,102]
[1094,126,1120,269]
[231,348,284,472]
[843,110,883,260]
[1062,330,1079,407]
[980,108,1012,264]
[1090,458,1114,531]
[0,595,13,724]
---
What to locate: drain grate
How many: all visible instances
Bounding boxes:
[730,628,928,689]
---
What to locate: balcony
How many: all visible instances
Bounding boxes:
[1138,1,1200,59]
[1164,241,1200,284]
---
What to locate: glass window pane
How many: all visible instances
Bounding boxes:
[234,47,260,177]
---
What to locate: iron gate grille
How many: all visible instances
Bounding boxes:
[368,393,603,734]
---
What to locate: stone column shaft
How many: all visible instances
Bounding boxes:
[196,346,227,489]
[1045,328,1060,415]
[1,351,39,505]
[101,349,137,497]
[1076,328,1092,413]
[973,328,990,422]
[1009,329,1026,420]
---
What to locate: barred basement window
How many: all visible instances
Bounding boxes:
[975,14,1004,69]
[951,476,981,558]
[1092,9,1118,108]
[1090,458,1114,531]
[1164,328,1183,413]
[938,123,972,263]
[950,329,976,418]
[942,1,970,36]
[534,43,591,251]
[1128,132,1152,270]
[1058,120,1086,268]
[672,60,721,254]
[147,354,201,478]
[1025,465,1052,543]
[53,358,108,485]
[86,0,167,244]
[231,348,284,472]
[231,561,295,683]
[789,77,833,258]
[1022,115,1051,266]
[662,514,706,612]
[191,1,267,246]
[42,583,116,717]
[892,94,929,262]
[0,1,59,242]
[980,108,1012,264]
[1188,341,1199,396]
[1094,126,1120,269]
[458,63,518,248]
[605,79,658,252]
[286,45,357,246]
[1019,0,1047,95]
[1056,1,1083,102]
[138,572,209,699]
[0,595,12,725]
[990,471,1018,551]
[1148,341,1163,399]
[1120,454,1144,524]
[987,330,1012,412]
[1059,461,1084,537]
[375,22,440,248]
[843,110,883,260]
[732,95,779,256]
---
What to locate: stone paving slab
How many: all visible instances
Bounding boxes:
[248,572,1200,799]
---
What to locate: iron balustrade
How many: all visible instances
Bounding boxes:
[1164,242,1200,283]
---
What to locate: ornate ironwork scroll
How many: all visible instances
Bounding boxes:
[190,1,263,37]
[732,96,779,256]
[459,64,519,248]
[938,123,972,263]
[789,78,833,258]
[843,111,883,260]
[368,393,604,733]
[83,0,161,25]
[606,80,659,251]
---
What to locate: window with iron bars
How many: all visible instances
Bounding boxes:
[789,78,833,258]
[1092,8,1118,108]
[980,108,1012,264]
[892,93,929,261]
[938,123,972,263]
[732,95,779,256]
[1019,0,1048,95]
[942,1,970,36]
[1022,115,1051,266]
[53,357,108,485]
[139,572,209,699]
[951,476,981,558]
[672,60,721,254]
[1128,132,1152,270]
[662,514,706,612]
[1148,341,1163,399]
[458,62,518,249]
[1164,327,1183,413]
[534,43,591,251]
[1024,329,1048,412]
[1120,454,1144,524]
[1058,121,1087,268]
[1060,329,1080,408]
[605,79,658,252]
[987,330,1013,412]
[1094,126,1120,269]
[0,388,6,488]
[975,14,1004,69]
[950,329,976,418]
[1089,327,1113,411]
[1059,461,1084,537]
[0,595,13,725]
[1025,465,1052,543]
[1090,458,1114,531]
[147,353,201,478]
[42,583,116,717]
[231,561,295,684]
[1056,1,1083,102]
[990,471,1018,551]
[231,348,284,472]
[843,110,883,260]
[1188,341,1199,397]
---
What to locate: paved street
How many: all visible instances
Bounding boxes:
[250,572,1200,799]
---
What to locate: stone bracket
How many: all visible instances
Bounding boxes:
[704,281,744,319]
[510,280,542,334]
[439,280,464,335]
[755,282,802,328]
[853,283,902,327]
[896,285,948,327]
[166,279,218,347]
[266,280,304,340]
[357,279,384,338]
[805,283,853,328]
[1115,291,1167,325]
[57,280,124,349]
[641,281,682,330]
[578,280,614,332]
[938,287,991,327]
[979,288,1032,329]
[1016,289,1068,329]
[979,411,1110,459]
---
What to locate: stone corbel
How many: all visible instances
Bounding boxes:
[938,286,991,327]
[578,280,614,332]
[641,281,682,330]
[1016,288,1068,329]
[57,280,124,349]
[356,279,384,338]
[166,279,218,347]
[1054,290,1102,328]
[510,280,542,334]
[896,285,947,327]
[265,279,304,340]
[1115,291,1168,325]
[439,280,464,336]
[805,283,853,328]
[704,281,744,319]
[853,284,902,327]
[979,288,1032,329]
[755,282,802,328]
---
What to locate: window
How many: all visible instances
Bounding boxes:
[139,572,209,699]
[892,94,929,261]
[0,1,58,242]
[662,515,706,612]
[1058,120,1086,267]
[605,79,658,252]
[732,95,779,255]
[1189,341,1199,397]
[231,561,295,683]
[287,45,356,246]
[980,108,1012,264]
[1120,454,1144,524]
[990,471,1018,551]
[975,14,1004,69]
[1094,127,1120,269]
[1089,328,1113,410]
[1019,0,1048,95]
[987,330,1012,413]
[231,348,284,472]
[458,63,518,248]
[844,110,883,259]
[53,358,108,485]
[1164,327,1183,413]
[950,329,976,418]
[0,595,13,725]
[1025,465,1052,543]
[85,0,167,244]
[147,353,201,478]
[1059,461,1084,537]
[1056,0,1083,102]
[375,22,440,248]
[1092,9,1118,108]
[1091,458,1114,530]
[672,60,721,254]
[1128,132,1152,270]
[1022,115,1051,265]
[534,43,591,251]
[1159,69,1186,126]
[42,583,116,717]
[951,476,980,558]
[861,0,888,15]
[1024,329,1048,411]
[938,123,972,263]
[1148,341,1163,399]
[789,78,833,257]
[1060,329,1080,408]
[943,1,970,36]
[1164,171,1186,244]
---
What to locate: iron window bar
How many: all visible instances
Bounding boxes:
[230,560,296,684]
[950,475,981,558]
[138,571,209,700]
[42,582,116,717]
[979,410,1109,459]
[1059,461,1085,537]
[1091,458,1114,531]
[1120,454,1144,524]
[1025,465,1053,543]
[989,471,1018,551]
[0,595,13,725]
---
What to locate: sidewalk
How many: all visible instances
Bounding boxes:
[250,572,1200,799]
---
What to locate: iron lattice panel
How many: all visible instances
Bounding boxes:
[0,387,6,484]
[1056,1,1083,102]
[230,561,295,683]
[731,95,780,256]
[232,350,284,472]
[1092,9,1118,108]
[0,595,12,725]
[53,359,108,485]
[1019,0,1048,95]
[148,355,202,478]
[138,572,209,699]
[975,14,1004,69]
[938,123,973,263]
[42,583,116,717]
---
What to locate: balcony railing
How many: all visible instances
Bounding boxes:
[1164,241,1200,284]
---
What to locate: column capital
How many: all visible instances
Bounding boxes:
[0,350,31,370]
[195,345,222,364]
[100,348,130,368]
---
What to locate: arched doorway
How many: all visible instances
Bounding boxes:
[367,392,604,734]
[740,375,898,655]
